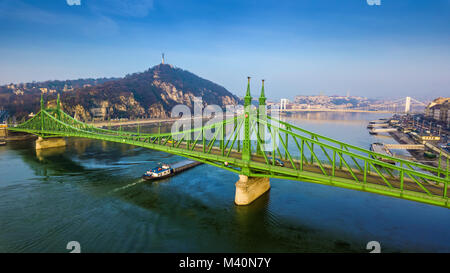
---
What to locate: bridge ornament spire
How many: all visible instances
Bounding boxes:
[257,79,267,155]
[244,76,252,107]
[56,93,61,119]
[242,77,252,175]
[40,93,44,111]
[56,94,61,111]
[259,79,266,106]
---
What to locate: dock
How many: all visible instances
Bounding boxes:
[389,130,448,171]
[369,119,389,124]
[370,143,396,164]
[369,128,397,134]
[367,123,389,128]
[384,144,424,150]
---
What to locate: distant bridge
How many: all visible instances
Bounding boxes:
[8,81,449,208]
[279,109,397,114]
[279,96,428,114]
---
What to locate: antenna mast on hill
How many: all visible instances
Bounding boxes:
[162,53,165,64]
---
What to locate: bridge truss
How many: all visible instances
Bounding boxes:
[9,84,449,208]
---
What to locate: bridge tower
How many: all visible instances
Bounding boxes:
[280,98,288,110]
[241,76,252,174]
[235,77,270,205]
[405,96,411,113]
[35,94,66,150]
[257,79,266,155]
[40,94,44,132]
[56,93,61,120]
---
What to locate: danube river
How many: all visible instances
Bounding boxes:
[0,112,449,253]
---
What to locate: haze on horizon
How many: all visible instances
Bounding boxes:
[0,0,449,101]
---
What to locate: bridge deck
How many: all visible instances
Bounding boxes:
[165,142,446,199]
[8,105,448,208]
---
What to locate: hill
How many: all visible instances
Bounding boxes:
[0,64,239,121]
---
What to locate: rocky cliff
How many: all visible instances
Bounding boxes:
[0,64,240,121]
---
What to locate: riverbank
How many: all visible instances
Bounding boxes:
[389,131,448,171]
[2,131,37,141]
[88,117,181,128]
[87,114,236,128]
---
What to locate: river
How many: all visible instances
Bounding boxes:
[0,112,449,253]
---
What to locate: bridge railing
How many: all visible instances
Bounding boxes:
[8,101,449,206]
[254,116,448,201]
[268,116,447,175]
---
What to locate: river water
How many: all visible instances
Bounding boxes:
[0,112,449,253]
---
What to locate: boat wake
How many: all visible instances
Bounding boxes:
[110,178,146,193]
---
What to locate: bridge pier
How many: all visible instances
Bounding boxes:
[235,175,270,205]
[35,137,67,150]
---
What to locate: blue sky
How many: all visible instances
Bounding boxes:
[0,0,449,100]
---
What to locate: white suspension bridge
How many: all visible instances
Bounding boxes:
[279,96,428,114]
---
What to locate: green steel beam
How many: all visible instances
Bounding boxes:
[8,100,449,209]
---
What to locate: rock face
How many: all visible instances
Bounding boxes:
[61,64,240,120]
[0,64,240,121]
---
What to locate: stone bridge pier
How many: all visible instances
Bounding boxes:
[35,137,67,150]
[235,175,271,205]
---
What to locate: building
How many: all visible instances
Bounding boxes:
[425,97,450,128]
[90,107,107,120]
[13,89,24,95]
[293,95,369,109]
[63,84,74,92]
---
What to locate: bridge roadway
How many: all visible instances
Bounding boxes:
[155,140,445,199]
[14,120,445,205]
[7,104,447,207]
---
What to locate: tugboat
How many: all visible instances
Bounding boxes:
[142,163,174,181]
[142,160,203,181]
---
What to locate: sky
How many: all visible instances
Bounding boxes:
[0,0,449,100]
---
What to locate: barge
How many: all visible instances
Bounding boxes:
[142,159,202,181]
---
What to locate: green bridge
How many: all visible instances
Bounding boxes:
[9,78,449,208]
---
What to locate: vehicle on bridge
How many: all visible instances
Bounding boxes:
[267,156,285,167]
